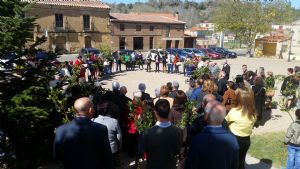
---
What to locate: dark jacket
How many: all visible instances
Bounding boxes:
[217,77,228,96]
[143,125,182,169]
[252,85,266,119]
[222,64,231,80]
[53,117,114,169]
[185,126,239,169]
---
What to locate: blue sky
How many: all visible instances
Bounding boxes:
[102,0,300,9]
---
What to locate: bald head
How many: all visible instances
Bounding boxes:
[205,101,226,125]
[202,94,216,108]
[74,97,94,118]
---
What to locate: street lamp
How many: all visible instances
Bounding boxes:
[288,30,294,62]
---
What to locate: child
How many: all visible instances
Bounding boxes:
[284,109,300,169]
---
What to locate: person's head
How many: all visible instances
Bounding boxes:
[189,79,196,88]
[138,83,146,92]
[296,109,300,120]
[287,68,294,75]
[227,81,235,90]
[160,85,170,97]
[77,56,82,60]
[235,74,244,84]
[155,88,160,97]
[204,101,226,125]
[242,64,247,73]
[202,79,217,94]
[166,82,173,91]
[235,88,256,119]
[172,81,179,90]
[120,86,127,95]
[154,99,170,120]
[219,71,226,79]
[112,81,120,91]
[74,97,94,118]
[201,74,211,81]
[173,90,187,106]
[201,94,216,109]
[253,76,264,86]
[267,71,273,77]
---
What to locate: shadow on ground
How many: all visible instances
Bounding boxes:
[246,159,273,169]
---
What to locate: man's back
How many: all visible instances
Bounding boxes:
[53,117,114,169]
[143,125,182,169]
[185,126,239,169]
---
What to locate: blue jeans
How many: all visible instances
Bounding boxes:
[167,64,173,73]
[286,145,300,169]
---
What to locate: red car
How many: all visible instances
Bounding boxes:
[200,48,223,59]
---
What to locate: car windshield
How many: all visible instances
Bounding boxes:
[89,49,100,54]
[192,49,201,53]
[178,50,187,55]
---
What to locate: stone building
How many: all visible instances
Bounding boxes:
[25,0,110,54]
[110,13,186,50]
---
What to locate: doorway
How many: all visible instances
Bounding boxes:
[149,37,154,49]
[166,40,172,48]
[55,36,66,54]
[84,36,92,48]
[133,37,144,50]
[119,37,125,50]
[175,40,179,48]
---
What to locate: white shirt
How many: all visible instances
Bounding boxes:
[155,121,172,128]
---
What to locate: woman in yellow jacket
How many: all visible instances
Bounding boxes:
[225,88,256,169]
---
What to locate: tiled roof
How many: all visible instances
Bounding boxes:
[110,13,186,24]
[188,26,207,31]
[23,0,110,9]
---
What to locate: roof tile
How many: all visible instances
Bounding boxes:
[110,13,185,24]
[23,0,110,9]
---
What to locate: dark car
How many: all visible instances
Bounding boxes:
[209,47,237,58]
[200,48,222,59]
[79,48,102,61]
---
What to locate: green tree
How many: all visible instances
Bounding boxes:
[0,0,61,168]
[213,0,294,57]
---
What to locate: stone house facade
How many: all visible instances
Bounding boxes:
[25,0,110,54]
[110,13,186,51]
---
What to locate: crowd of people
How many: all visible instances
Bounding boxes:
[53,58,300,169]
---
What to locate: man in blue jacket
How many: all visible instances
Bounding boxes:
[53,97,114,169]
[185,101,239,169]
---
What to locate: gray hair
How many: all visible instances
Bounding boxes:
[138,83,146,92]
[205,101,226,124]
[172,81,179,90]
[112,81,120,90]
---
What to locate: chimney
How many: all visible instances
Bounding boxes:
[175,12,179,20]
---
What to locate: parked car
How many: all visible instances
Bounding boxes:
[0,52,18,70]
[79,48,102,61]
[191,48,206,57]
[200,48,222,59]
[209,47,237,58]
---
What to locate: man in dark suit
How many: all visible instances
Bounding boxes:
[143,99,182,169]
[217,71,228,96]
[222,61,231,80]
[185,101,239,169]
[53,97,114,169]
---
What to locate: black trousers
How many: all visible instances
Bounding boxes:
[236,135,250,169]
[155,62,160,72]
[146,62,151,72]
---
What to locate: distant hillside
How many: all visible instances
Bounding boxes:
[107,0,300,27]
[107,0,218,28]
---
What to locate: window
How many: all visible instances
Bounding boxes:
[120,24,125,31]
[55,13,63,28]
[166,25,171,37]
[150,25,154,31]
[83,15,90,30]
[136,25,141,31]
